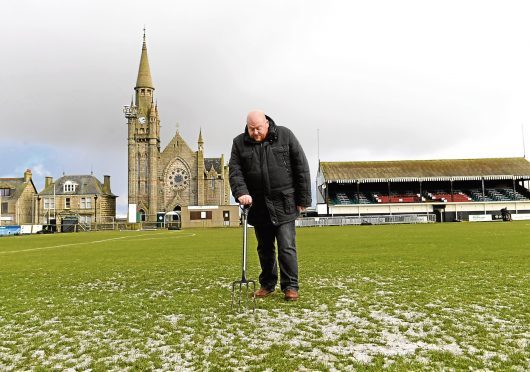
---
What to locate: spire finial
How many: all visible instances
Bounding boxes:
[143,26,146,43]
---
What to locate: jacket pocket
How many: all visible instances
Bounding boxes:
[272,146,290,172]
[282,189,296,214]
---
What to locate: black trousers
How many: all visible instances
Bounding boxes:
[253,220,298,292]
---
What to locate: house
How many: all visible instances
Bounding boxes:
[37,174,117,229]
[0,169,37,226]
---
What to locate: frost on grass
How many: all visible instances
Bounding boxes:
[1,275,529,371]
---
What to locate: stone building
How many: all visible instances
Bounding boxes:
[0,169,37,225]
[123,34,239,226]
[37,174,116,228]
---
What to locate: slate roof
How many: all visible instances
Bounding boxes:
[320,157,530,183]
[39,175,116,196]
[204,158,222,174]
[0,177,35,199]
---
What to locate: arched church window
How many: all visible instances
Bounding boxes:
[167,165,190,191]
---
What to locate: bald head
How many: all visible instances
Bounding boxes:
[246,110,269,142]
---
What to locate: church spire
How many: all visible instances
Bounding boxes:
[198,128,204,152]
[135,28,154,90]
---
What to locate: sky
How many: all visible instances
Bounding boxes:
[2,0,530,215]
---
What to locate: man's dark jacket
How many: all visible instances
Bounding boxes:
[229,115,312,226]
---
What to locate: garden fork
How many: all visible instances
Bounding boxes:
[231,205,256,312]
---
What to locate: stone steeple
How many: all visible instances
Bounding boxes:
[125,33,231,222]
[126,30,160,221]
[136,30,154,90]
[198,128,204,151]
[135,30,155,118]
[197,129,205,205]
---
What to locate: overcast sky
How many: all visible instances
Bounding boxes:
[2,0,530,214]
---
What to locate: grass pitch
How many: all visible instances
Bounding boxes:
[0,222,529,370]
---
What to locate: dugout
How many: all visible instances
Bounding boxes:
[317,157,530,222]
[61,216,78,232]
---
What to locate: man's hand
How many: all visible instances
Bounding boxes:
[238,195,253,206]
[297,206,306,213]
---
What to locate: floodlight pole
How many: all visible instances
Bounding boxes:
[94,194,98,227]
[53,183,56,223]
[37,196,41,224]
[522,123,526,159]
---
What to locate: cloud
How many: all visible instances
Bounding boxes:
[2,0,530,214]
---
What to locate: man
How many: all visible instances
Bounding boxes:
[229,110,311,301]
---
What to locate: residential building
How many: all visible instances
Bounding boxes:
[0,169,37,225]
[37,174,116,228]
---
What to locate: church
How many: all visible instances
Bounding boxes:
[123,34,238,227]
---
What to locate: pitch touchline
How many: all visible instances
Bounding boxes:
[0,232,196,254]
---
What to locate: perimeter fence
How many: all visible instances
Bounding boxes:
[295,214,436,227]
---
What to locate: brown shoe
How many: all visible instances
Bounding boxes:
[254,288,274,298]
[284,289,299,301]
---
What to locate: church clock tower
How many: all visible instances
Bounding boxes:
[124,32,234,226]
[123,31,160,222]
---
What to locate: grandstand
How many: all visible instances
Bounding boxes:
[316,157,530,222]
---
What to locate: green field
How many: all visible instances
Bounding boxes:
[0,222,529,371]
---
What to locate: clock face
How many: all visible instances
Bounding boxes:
[168,167,190,191]
[138,116,146,124]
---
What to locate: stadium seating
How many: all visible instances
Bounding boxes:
[463,188,530,202]
[335,192,351,204]
[466,189,488,202]
[486,189,511,201]
[372,191,422,203]
[330,186,529,205]
[331,191,375,205]
[426,191,472,202]
[495,188,529,201]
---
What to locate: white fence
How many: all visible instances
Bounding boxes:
[296,214,436,227]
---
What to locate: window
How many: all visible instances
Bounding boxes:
[190,211,212,220]
[80,197,92,209]
[0,188,11,197]
[65,197,71,209]
[63,181,77,193]
[79,215,92,224]
[43,198,55,210]
[1,202,7,214]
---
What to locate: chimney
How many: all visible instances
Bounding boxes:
[103,175,111,194]
[45,176,53,188]
[24,169,32,182]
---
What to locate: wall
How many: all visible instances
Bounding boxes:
[180,205,240,228]
[327,201,530,220]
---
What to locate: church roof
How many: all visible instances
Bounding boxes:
[135,37,154,89]
[320,157,530,183]
[204,158,222,174]
[40,175,116,196]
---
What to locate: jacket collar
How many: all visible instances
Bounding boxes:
[243,115,278,144]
